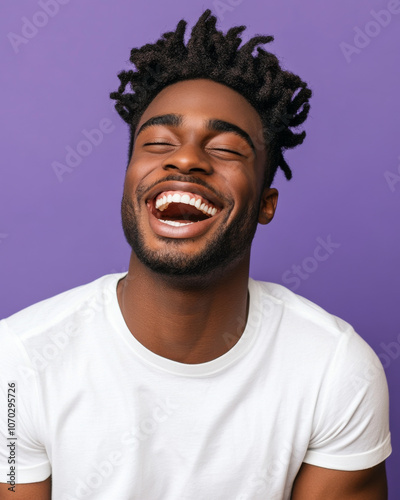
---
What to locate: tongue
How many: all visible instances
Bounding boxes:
[159,203,210,222]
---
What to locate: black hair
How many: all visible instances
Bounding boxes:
[110,9,312,185]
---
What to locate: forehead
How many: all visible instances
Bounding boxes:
[137,79,264,138]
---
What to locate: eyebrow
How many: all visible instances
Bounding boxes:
[135,114,183,138]
[135,113,255,152]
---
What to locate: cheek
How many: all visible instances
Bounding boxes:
[130,150,161,175]
[124,157,150,188]
[123,168,135,194]
[223,166,259,202]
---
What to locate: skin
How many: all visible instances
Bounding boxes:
[0,477,51,499]
[1,79,387,499]
[291,462,388,499]
[117,79,278,364]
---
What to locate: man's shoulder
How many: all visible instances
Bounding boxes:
[251,278,385,397]
[1,273,124,340]
[251,277,354,338]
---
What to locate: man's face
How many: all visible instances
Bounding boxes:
[121,79,278,279]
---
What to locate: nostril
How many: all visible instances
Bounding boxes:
[163,164,180,170]
[190,167,208,173]
[162,163,211,174]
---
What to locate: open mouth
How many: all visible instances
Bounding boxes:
[149,190,220,227]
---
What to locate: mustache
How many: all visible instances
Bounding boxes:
[135,174,231,206]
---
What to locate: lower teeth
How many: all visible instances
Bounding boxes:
[159,220,195,227]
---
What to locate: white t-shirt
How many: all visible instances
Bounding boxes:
[0,273,391,500]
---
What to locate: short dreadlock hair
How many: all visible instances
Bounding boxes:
[110,9,312,185]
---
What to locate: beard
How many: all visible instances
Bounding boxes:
[121,193,260,280]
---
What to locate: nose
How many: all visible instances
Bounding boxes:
[161,144,213,175]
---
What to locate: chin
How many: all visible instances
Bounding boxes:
[121,194,259,280]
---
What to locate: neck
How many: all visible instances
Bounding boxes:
[117,252,251,364]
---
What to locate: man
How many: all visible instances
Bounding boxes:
[0,10,391,499]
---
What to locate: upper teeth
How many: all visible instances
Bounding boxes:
[155,192,217,216]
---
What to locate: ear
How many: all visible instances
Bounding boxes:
[258,187,278,225]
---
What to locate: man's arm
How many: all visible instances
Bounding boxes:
[0,476,51,500]
[291,461,388,500]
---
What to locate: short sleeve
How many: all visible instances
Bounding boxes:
[0,321,51,483]
[303,328,392,471]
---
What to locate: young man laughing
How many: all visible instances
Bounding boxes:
[0,10,391,500]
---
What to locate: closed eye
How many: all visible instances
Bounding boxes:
[142,143,245,158]
[143,142,174,146]
[208,147,245,157]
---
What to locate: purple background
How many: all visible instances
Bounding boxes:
[1,0,399,495]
